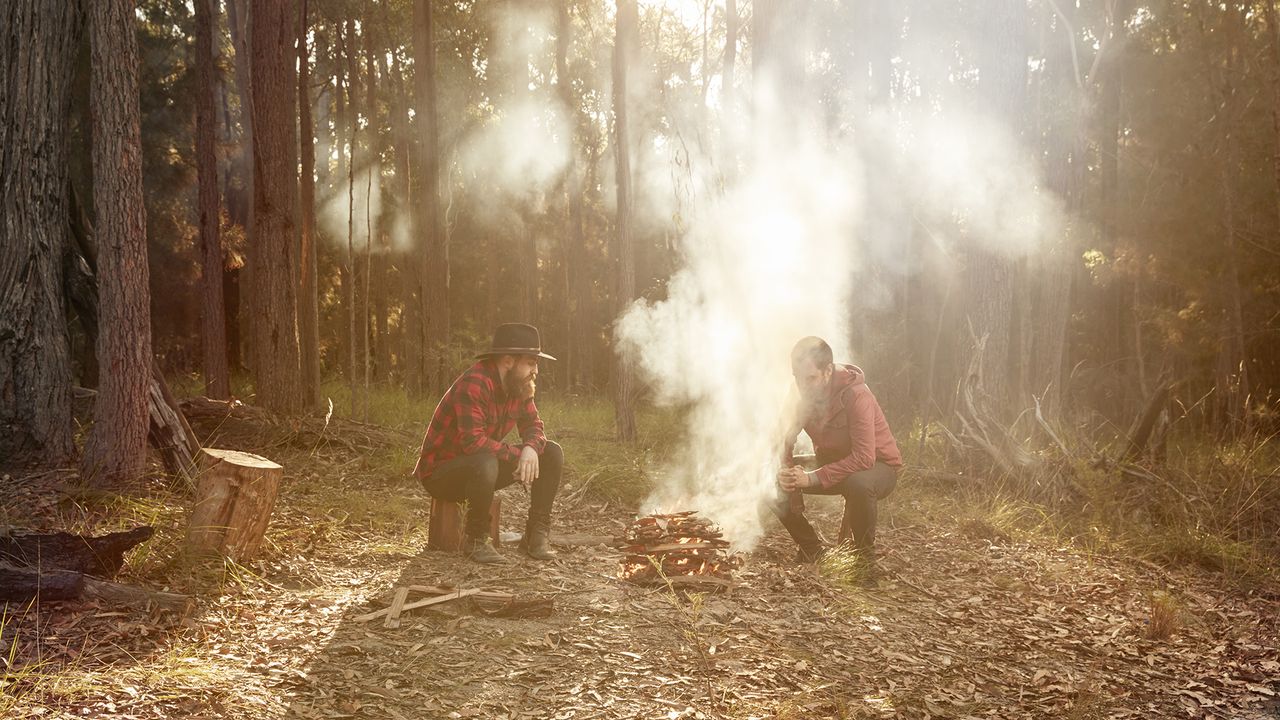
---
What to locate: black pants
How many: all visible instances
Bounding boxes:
[768,460,897,555]
[421,441,563,538]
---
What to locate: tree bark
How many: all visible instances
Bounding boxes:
[0,2,82,469]
[226,0,255,375]
[345,18,362,417]
[0,527,153,577]
[1265,1,1280,241]
[1031,0,1081,415]
[413,0,448,393]
[555,0,584,390]
[964,0,1027,411]
[364,14,377,405]
[612,0,638,440]
[297,0,321,408]
[187,448,283,561]
[197,0,231,401]
[721,0,737,176]
[250,0,303,414]
[1217,4,1250,431]
[389,23,414,385]
[82,0,153,485]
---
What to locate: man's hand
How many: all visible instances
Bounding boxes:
[516,445,540,488]
[776,465,810,492]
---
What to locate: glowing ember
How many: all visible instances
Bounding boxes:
[615,511,741,589]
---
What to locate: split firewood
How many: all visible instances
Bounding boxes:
[354,588,482,623]
[616,512,740,589]
[0,526,154,577]
[384,586,411,629]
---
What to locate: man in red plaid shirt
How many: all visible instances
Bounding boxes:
[413,323,564,564]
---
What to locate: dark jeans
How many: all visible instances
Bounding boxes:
[421,441,563,538]
[768,460,897,555]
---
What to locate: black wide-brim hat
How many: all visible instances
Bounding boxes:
[476,323,557,361]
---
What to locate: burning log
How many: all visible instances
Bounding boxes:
[615,511,740,590]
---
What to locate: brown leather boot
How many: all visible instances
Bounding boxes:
[519,514,557,560]
[462,536,507,564]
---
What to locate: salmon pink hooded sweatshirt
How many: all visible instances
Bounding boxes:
[787,364,903,488]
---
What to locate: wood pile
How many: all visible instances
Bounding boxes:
[615,511,740,590]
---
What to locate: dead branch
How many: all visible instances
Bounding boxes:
[1123,381,1173,463]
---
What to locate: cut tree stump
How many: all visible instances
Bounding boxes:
[186,448,282,561]
[0,527,153,577]
[428,497,500,551]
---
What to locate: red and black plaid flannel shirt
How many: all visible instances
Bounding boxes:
[412,359,547,480]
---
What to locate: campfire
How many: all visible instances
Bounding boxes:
[615,511,740,589]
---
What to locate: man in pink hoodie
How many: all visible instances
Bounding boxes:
[773,336,903,572]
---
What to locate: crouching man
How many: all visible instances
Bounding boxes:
[771,336,903,574]
[413,323,563,564]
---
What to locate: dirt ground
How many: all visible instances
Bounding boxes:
[3,415,1279,719]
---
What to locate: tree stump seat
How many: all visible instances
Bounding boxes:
[427,497,501,551]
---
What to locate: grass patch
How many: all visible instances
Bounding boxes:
[893,420,1280,586]
[1144,590,1182,641]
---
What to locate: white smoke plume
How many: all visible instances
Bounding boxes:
[616,77,863,548]
[316,162,390,253]
[456,4,571,231]
[615,52,1064,549]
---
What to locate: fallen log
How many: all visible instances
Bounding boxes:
[0,527,154,577]
[0,563,192,613]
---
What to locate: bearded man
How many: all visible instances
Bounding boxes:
[413,323,563,564]
[772,336,903,575]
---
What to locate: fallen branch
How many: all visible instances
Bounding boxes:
[1123,381,1173,463]
[354,588,481,623]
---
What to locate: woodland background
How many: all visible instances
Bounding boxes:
[2,0,1279,541]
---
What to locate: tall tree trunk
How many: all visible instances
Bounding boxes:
[555,0,584,390]
[297,0,320,407]
[197,0,230,400]
[389,25,414,385]
[1267,1,1280,241]
[1031,0,1082,415]
[363,12,377,409]
[333,22,350,384]
[612,0,638,440]
[226,0,254,375]
[82,0,153,484]
[721,0,737,176]
[373,46,393,384]
[0,1,83,468]
[1217,4,1250,432]
[413,0,447,394]
[345,18,361,417]
[1096,0,1132,417]
[250,0,303,414]
[964,0,1027,411]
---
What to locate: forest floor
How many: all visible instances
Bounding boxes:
[2,398,1279,719]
